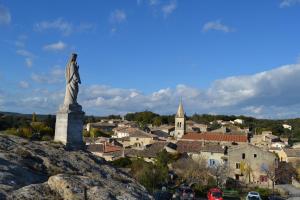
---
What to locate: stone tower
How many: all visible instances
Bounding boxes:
[174,100,185,139]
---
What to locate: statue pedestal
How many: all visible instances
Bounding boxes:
[54,103,85,150]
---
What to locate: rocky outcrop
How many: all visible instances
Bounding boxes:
[0,134,151,199]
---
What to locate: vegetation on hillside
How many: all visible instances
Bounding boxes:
[1,111,300,142]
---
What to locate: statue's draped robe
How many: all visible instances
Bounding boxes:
[64,61,81,106]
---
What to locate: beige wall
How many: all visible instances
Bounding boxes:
[190,151,227,167]
[122,137,154,148]
[228,144,276,186]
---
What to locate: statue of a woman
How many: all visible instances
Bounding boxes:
[64,53,81,106]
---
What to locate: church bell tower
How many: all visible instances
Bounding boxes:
[174,100,185,139]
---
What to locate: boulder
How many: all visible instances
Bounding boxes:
[0,134,151,199]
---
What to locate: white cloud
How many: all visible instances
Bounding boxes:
[149,0,160,6]
[25,58,33,68]
[2,63,300,118]
[19,81,29,89]
[16,49,35,67]
[110,9,127,24]
[202,20,234,33]
[34,18,73,36]
[34,18,96,36]
[31,66,64,84]
[0,5,11,25]
[43,41,67,51]
[16,49,34,57]
[280,0,300,8]
[162,0,177,17]
[77,22,96,32]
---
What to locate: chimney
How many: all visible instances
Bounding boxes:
[122,147,125,158]
[104,141,107,152]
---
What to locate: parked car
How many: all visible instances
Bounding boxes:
[154,191,172,200]
[172,185,195,200]
[246,192,262,200]
[207,188,223,200]
[267,195,285,200]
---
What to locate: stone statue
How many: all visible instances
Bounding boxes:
[64,53,81,106]
[55,53,84,149]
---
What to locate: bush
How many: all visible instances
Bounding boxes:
[254,187,272,199]
[130,158,168,193]
[41,134,53,141]
[111,157,132,168]
[18,127,33,138]
[5,128,18,136]
[83,130,90,137]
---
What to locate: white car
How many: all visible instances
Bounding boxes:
[246,191,262,200]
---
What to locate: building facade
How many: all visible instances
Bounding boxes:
[174,100,186,139]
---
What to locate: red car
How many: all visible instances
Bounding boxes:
[207,188,223,200]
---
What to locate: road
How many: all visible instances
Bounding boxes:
[276,184,300,200]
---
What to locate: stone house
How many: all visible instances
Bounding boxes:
[87,142,123,161]
[115,128,158,149]
[228,144,277,186]
[176,141,228,167]
[126,141,177,163]
[277,148,300,168]
[186,120,208,133]
[86,122,117,133]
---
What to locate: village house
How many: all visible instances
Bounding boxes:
[186,120,208,133]
[228,144,277,186]
[87,141,123,161]
[176,141,228,167]
[282,124,292,130]
[114,127,158,149]
[234,119,244,125]
[150,125,175,140]
[86,122,117,133]
[277,148,300,168]
[126,141,177,162]
[250,132,283,150]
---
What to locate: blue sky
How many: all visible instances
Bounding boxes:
[0,0,300,118]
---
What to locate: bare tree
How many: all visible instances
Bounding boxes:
[261,159,278,196]
[209,163,229,187]
[172,155,210,185]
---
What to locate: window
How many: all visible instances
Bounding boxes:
[254,154,257,158]
[260,175,268,182]
[242,153,245,159]
[236,163,240,169]
[179,122,182,127]
[209,159,216,166]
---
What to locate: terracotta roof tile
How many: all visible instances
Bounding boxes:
[181,132,247,143]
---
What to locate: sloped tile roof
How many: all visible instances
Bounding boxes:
[181,132,247,143]
[176,141,224,153]
[283,148,300,157]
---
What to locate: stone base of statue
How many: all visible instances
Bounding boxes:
[54,103,85,150]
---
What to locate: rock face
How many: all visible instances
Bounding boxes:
[0,134,151,200]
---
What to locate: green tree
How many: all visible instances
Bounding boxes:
[156,149,171,166]
[152,116,162,127]
[131,159,168,193]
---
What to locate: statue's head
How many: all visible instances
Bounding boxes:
[70,53,77,62]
